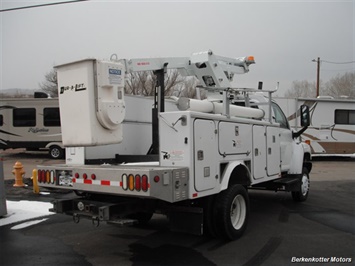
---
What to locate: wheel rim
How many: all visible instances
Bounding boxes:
[51,148,60,158]
[301,174,310,196]
[230,194,246,230]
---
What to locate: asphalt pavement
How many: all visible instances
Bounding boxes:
[0,150,354,266]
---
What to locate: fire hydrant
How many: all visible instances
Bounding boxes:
[12,161,25,187]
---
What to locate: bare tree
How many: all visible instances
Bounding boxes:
[125,69,191,97]
[39,69,58,97]
[324,72,355,99]
[285,80,318,98]
[173,77,207,99]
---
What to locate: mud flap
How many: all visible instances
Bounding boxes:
[168,206,204,236]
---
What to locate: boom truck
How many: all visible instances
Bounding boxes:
[37,50,312,240]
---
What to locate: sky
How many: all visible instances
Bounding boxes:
[0,0,354,96]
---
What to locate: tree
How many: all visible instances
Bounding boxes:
[125,69,201,98]
[173,76,206,99]
[324,72,355,99]
[39,69,58,97]
[285,80,318,98]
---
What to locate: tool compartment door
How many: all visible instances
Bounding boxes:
[193,119,217,191]
[266,126,281,176]
[252,125,266,179]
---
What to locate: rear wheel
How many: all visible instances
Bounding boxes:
[215,184,249,240]
[49,145,64,159]
[292,167,310,202]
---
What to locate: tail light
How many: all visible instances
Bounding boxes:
[121,173,149,192]
[122,174,128,190]
[128,174,134,191]
[46,170,50,183]
[50,170,55,184]
[142,175,148,192]
[37,170,42,183]
[135,175,141,191]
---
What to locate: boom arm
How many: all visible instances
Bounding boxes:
[118,50,255,89]
[55,50,256,147]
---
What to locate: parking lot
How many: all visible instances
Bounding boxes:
[1,149,355,266]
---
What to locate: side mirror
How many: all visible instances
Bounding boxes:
[300,105,310,127]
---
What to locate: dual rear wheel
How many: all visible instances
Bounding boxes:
[204,184,249,240]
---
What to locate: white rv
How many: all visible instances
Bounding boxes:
[275,97,355,156]
[0,97,64,158]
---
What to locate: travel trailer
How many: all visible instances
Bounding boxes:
[0,97,64,158]
[275,97,355,156]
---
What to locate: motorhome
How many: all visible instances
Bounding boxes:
[0,96,64,158]
[275,97,355,156]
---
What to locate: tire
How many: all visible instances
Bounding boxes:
[49,145,64,159]
[292,167,310,202]
[215,184,249,240]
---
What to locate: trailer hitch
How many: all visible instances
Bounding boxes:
[92,216,100,227]
[73,213,80,224]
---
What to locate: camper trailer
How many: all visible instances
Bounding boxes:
[0,97,64,158]
[275,97,355,156]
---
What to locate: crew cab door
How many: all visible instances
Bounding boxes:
[271,102,293,172]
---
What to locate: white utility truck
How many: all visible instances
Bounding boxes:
[37,50,312,240]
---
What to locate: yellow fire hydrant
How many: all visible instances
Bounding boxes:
[12,161,25,187]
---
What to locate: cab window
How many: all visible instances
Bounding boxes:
[271,102,289,129]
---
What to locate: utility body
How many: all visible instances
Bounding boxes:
[38,50,312,240]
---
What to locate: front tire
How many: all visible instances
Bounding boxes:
[215,184,249,240]
[292,167,310,202]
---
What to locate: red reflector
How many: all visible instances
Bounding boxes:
[154,175,160,183]
[83,173,88,179]
[75,173,79,178]
[101,180,110,186]
[142,175,148,192]
[91,174,96,180]
[192,193,198,198]
[135,175,141,191]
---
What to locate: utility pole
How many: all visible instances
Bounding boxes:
[312,57,320,97]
